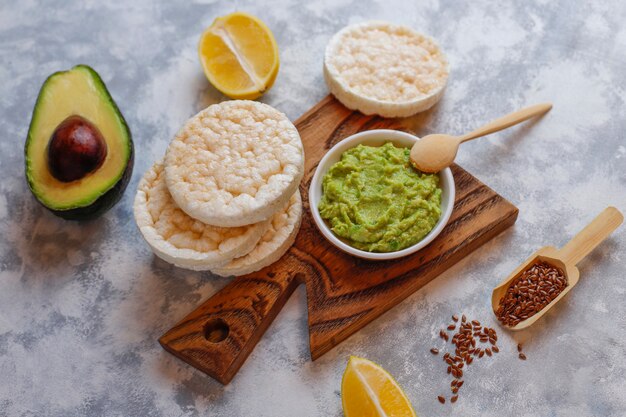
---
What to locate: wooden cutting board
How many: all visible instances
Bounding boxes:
[159,95,519,384]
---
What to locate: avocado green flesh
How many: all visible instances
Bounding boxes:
[25,65,132,212]
[318,142,442,252]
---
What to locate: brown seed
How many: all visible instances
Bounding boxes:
[492,345,499,353]
[518,343,523,352]
[485,348,492,356]
[447,366,451,374]
[447,324,456,331]
[452,387,459,394]
[438,396,445,404]
[466,356,473,365]
[478,350,485,358]
[496,261,567,326]
[462,315,467,322]
[452,315,459,322]
[519,353,527,360]
[451,395,458,403]
[457,380,464,388]
[430,348,439,355]
[471,320,480,326]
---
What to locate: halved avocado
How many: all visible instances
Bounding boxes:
[25,65,133,220]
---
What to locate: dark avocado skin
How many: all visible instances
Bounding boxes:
[25,65,134,220]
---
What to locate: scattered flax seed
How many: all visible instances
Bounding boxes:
[430,348,439,355]
[517,343,523,352]
[496,261,567,327]
[438,330,449,342]
[431,314,525,405]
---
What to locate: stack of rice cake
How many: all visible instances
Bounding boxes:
[134,100,304,276]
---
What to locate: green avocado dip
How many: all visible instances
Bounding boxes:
[318,142,442,252]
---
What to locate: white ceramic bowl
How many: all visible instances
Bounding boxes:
[309,129,455,261]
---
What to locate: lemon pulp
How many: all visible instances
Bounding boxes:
[341,356,418,417]
[198,12,279,99]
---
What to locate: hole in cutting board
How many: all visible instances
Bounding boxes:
[204,318,229,343]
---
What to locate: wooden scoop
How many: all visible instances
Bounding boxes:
[491,207,623,330]
[410,103,552,173]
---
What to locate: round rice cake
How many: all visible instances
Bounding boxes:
[133,161,270,271]
[164,100,304,227]
[212,190,302,277]
[324,21,449,117]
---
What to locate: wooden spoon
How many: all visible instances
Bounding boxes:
[410,103,553,173]
[491,206,623,330]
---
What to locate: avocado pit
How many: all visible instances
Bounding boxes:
[47,115,107,182]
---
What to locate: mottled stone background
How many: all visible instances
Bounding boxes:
[1,0,625,416]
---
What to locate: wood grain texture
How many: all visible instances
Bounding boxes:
[160,95,519,384]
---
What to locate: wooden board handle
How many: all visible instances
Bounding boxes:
[159,252,305,384]
[459,103,552,143]
[558,206,623,266]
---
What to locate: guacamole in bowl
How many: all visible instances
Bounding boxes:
[318,142,442,252]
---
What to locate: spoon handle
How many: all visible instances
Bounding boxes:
[458,103,553,143]
[558,207,623,266]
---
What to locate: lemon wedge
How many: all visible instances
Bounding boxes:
[342,356,417,417]
[198,12,279,100]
